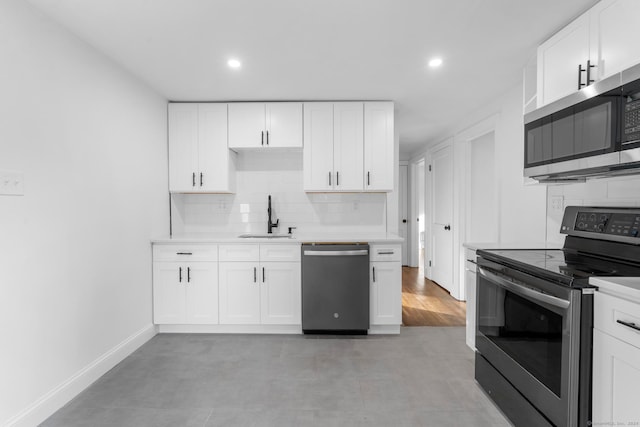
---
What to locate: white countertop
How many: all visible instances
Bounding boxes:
[463,241,563,251]
[152,232,404,244]
[590,277,640,303]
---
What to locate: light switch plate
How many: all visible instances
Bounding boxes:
[0,171,24,196]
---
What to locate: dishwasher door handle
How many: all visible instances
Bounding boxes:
[303,250,369,256]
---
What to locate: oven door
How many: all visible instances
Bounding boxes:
[476,258,582,427]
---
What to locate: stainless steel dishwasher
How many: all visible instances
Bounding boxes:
[301,243,370,334]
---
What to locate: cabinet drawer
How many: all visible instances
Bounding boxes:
[595,291,640,349]
[219,244,260,262]
[153,244,218,262]
[260,244,301,262]
[370,244,401,262]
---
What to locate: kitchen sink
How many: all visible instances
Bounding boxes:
[237,234,292,239]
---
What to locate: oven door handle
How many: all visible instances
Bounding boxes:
[478,267,571,309]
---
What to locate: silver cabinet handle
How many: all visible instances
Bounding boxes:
[303,250,368,256]
[478,267,570,309]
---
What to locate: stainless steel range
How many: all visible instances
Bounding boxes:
[475,206,640,427]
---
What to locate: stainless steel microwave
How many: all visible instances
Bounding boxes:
[524,63,640,182]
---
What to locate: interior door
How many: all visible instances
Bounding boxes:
[430,144,454,294]
[399,164,408,265]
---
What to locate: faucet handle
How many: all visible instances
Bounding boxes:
[288,226,296,235]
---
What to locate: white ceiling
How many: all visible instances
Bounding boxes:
[27,0,597,158]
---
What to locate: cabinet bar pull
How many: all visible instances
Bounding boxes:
[378,251,394,255]
[200,172,203,187]
[192,172,196,187]
[261,131,264,146]
[254,267,257,283]
[266,130,269,145]
[179,267,182,283]
[176,252,193,255]
[617,319,640,332]
[586,59,596,85]
[262,267,265,283]
[187,267,191,283]
[337,171,339,186]
[367,171,370,186]
[373,266,376,282]
[329,172,332,186]
[578,63,586,89]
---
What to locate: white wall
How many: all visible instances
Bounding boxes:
[0,1,168,425]
[171,151,388,234]
[546,176,640,244]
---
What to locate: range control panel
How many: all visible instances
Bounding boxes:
[561,207,640,243]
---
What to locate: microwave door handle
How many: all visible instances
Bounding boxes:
[478,267,570,310]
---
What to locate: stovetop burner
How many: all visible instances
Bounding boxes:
[478,246,640,288]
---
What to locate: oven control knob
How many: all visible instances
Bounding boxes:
[632,229,639,237]
[590,214,597,221]
[597,224,605,232]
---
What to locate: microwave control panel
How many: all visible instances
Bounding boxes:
[623,91,640,145]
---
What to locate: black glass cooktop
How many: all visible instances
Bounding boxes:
[478,248,640,287]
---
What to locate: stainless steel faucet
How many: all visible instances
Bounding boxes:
[267,195,279,234]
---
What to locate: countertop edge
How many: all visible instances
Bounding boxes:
[590,277,640,304]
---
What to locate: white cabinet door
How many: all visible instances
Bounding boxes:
[265,103,303,148]
[184,262,218,324]
[153,262,186,324]
[198,104,232,193]
[537,12,591,107]
[370,261,402,325]
[303,102,334,191]
[465,267,477,350]
[228,103,265,148]
[260,262,301,325]
[333,102,364,191]
[593,329,640,425]
[219,262,260,324]
[168,103,199,192]
[590,0,640,81]
[364,102,394,192]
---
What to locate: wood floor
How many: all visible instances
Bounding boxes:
[402,266,467,326]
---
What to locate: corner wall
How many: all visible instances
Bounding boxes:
[0,1,169,425]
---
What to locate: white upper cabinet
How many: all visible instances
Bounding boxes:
[537,13,591,107]
[228,102,303,149]
[303,102,334,191]
[537,0,640,107]
[304,101,393,192]
[364,102,394,192]
[333,102,364,191]
[168,103,235,193]
[590,0,640,81]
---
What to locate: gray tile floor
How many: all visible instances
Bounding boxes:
[41,327,512,427]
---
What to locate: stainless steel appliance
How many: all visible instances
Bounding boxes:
[524,63,640,182]
[301,243,369,334]
[475,206,640,427]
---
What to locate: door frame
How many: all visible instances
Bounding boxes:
[399,161,409,265]
[408,156,425,268]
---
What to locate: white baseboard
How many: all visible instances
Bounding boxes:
[368,325,401,334]
[158,324,302,334]
[5,324,157,427]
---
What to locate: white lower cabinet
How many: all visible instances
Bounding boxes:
[593,289,640,424]
[153,261,219,324]
[218,262,261,324]
[218,244,301,326]
[369,244,402,326]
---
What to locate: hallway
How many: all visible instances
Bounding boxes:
[401,266,466,327]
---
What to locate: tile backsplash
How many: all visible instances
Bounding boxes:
[546,175,640,244]
[170,150,387,235]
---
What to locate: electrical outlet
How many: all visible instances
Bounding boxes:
[0,171,24,196]
[550,195,564,212]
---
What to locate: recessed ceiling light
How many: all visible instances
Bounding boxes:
[428,58,443,68]
[227,58,242,69]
